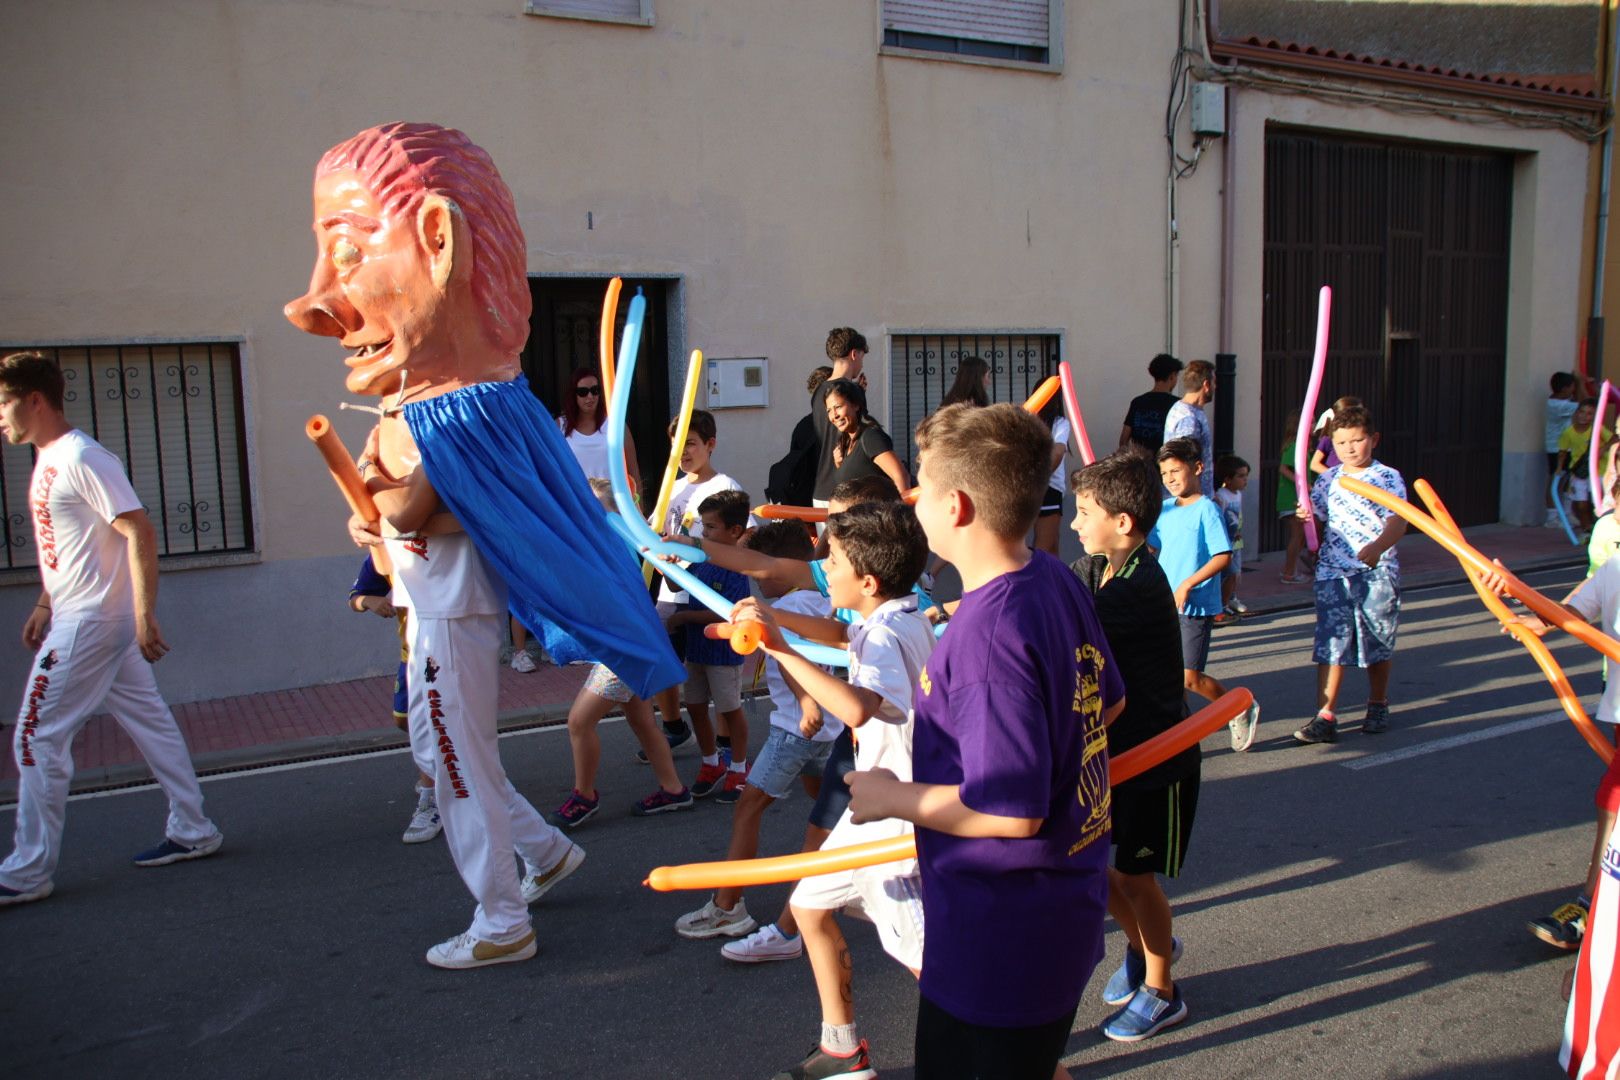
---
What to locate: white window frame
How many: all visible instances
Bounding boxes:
[877,0,1064,74]
[524,0,654,28]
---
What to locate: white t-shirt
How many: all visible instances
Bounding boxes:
[559,420,612,482]
[766,589,847,742]
[1049,416,1071,492]
[1215,486,1244,551]
[32,430,142,621]
[386,530,507,620]
[1567,557,1620,725]
[656,471,747,604]
[825,594,936,847]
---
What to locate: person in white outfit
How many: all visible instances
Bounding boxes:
[0,351,223,906]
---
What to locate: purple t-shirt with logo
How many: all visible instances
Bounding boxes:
[911,550,1123,1026]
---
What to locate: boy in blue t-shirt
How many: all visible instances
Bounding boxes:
[845,403,1124,1079]
[1149,437,1233,705]
[664,489,752,802]
[1293,404,1407,743]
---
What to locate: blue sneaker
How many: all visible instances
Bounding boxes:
[132,833,223,867]
[1101,937,1183,1005]
[1101,985,1188,1043]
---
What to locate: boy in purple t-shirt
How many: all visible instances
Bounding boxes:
[847,404,1125,1080]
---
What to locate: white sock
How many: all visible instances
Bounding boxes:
[701,753,719,766]
[729,759,747,773]
[415,784,435,809]
[821,1022,859,1056]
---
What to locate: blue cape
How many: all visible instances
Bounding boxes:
[404,378,683,699]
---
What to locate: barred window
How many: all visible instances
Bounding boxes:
[888,332,1061,475]
[0,343,253,570]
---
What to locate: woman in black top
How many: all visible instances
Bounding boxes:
[823,378,910,494]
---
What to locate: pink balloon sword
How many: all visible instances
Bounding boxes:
[1294,286,1332,551]
[1058,361,1096,466]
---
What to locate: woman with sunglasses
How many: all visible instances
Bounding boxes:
[560,367,642,487]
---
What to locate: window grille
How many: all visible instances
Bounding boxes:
[888,332,1060,474]
[0,343,253,569]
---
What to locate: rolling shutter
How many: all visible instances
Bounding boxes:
[883,0,1050,49]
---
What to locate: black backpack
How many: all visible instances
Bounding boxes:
[766,413,820,505]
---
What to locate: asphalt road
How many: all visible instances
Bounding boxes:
[0,566,1602,1079]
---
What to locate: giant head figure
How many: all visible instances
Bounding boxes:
[284,123,531,397]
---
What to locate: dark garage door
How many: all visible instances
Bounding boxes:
[1259,129,1513,551]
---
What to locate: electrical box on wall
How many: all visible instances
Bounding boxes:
[706,358,769,409]
[1190,82,1227,137]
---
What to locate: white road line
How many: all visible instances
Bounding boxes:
[9,715,603,807]
[1341,709,1570,771]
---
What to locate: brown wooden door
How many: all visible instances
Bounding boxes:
[1259,130,1512,551]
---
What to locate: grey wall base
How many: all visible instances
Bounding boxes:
[1499,452,1550,527]
[0,554,400,709]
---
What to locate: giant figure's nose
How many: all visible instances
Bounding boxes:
[284,263,354,338]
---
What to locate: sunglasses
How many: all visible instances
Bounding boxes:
[575,385,601,397]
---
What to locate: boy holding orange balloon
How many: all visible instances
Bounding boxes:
[731,501,934,1080]
[845,403,1124,1080]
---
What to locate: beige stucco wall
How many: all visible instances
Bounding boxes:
[0,0,1593,701]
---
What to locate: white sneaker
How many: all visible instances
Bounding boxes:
[403,802,442,844]
[425,929,537,970]
[721,922,804,963]
[675,898,756,940]
[510,650,537,673]
[0,880,53,907]
[1228,597,1248,614]
[1229,702,1261,752]
[521,844,585,904]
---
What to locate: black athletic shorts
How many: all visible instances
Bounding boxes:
[914,993,1077,1080]
[1111,773,1200,878]
[1038,485,1063,517]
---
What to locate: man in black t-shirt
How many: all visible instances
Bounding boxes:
[810,327,868,504]
[1117,353,1183,454]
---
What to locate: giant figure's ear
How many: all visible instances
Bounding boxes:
[417,194,469,293]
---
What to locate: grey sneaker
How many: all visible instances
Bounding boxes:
[1362,702,1390,734]
[521,844,585,904]
[675,898,756,940]
[402,802,442,844]
[1293,714,1337,744]
[1229,702,1260,752]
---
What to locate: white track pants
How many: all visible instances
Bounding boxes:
[1,617,216,891]
[409,612,572,943]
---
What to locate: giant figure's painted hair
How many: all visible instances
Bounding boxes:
[316,123,530,356]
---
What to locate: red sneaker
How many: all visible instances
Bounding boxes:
[714,769,749,804]
[691,762,728,798]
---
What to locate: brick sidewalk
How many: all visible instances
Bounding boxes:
[0,520,1584,803]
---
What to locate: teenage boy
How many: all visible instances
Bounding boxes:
[0,352,222,906]
[1068,453,1198,1041]
[1118,353,1184,454]
[845,403,1125,1080]
[1163,360,1217,497]
[1294,404,1407,743]
[733,502,933,1080]
[1151,438,1235,712]
[654,409,748,785]
[674,520,845,955]
[664,489,752,801]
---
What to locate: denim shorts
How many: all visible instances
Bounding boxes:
[1313,567,1401,667]
[748,724,836,800]
[809,728,855,830]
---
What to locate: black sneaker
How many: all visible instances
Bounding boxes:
[1362,702,1390,734]
[1293,715,1337,744]
[770,1041,877,1080]
[1530,900,1589,951]
[636,722,693,764]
